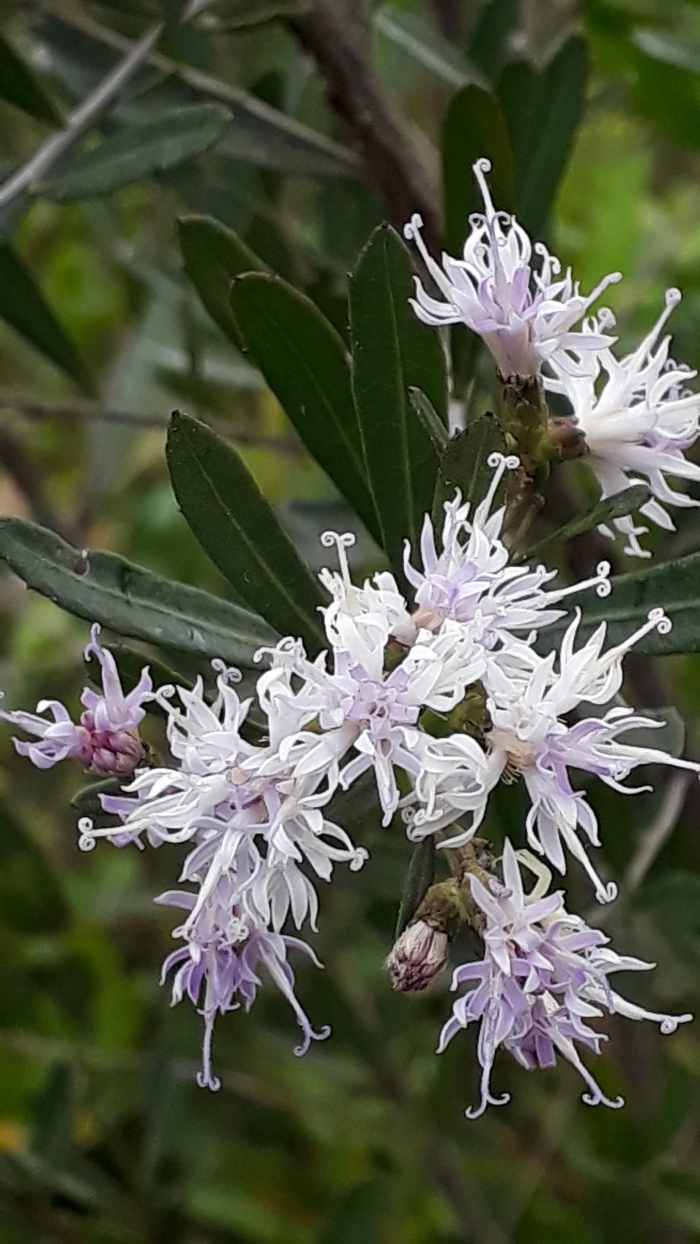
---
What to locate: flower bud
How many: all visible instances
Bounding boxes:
[386,920,448,992]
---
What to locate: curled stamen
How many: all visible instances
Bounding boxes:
[320,530,356,590]
[78,816,96,852]
[211,659,242,683]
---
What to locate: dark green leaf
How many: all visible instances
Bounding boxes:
[395,838,436,938]
[408,387,450,455]
[231,272,381,543]
[521,484,651,562]
[500,37,588,237]
[0,33,62,124]
[442,85,515,255]
[546,550,700,656]
[166,411,326,650]
[0,245,94,394]
[38,104,232,202]
[467,0,519,81]
[0,802,68,934]
[322,1180,386,1244]
[350,224,447,579]
[433,414,507,527]
[178,214,268,347]
[0,517,276,666]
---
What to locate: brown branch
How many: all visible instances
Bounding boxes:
[288,2,443,253]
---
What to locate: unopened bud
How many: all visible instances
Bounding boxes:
[386,920,448,992]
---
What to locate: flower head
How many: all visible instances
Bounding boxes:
[439,843,691,1118]
[404,158,620,379]
[159,877,329,1091]
[546,290,700,557]
[386,918,448,992]
[0,624,151,776]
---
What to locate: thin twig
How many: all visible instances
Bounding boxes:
[0,390,303,453]
[288,2,443,252]
[0,23,163,209]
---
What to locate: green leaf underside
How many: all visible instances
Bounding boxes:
[231,273,381,544]
[37,104,232,201]
[350,224,447,580]
[0,517,275,666]
[523,484,652,561]
[547,551,700,657]
[166,412,326,652]
[0,246,94,394]
[178,214,268,347]
[395,838,436,938]
[0,33,62,124]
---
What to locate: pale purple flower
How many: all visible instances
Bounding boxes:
[1,623,151,776]
[404,158,620,379]
[79,665,366,933]
[545,290,700,557]
[480,611,700,902]
[158,876,329,1091]
[439,842,692,1118]
[403,453,612,650]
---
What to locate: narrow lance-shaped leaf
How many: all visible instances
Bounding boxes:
[520,484,652,563]
[408,387,449,455]
[0,517,276,666]
[0,33,62,124]
[545,550,700,657]
[350,224,448,580]
[166,412,326,651]
[178,214,268,348]
[500,37,588,238]
[442,85,515,255]
[0,246,94,394]
[37,104,232,202]
[395,838,436,938]
[231,272,381,544]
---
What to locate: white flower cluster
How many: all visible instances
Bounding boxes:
[7,453,694,1106]
[405,158,700,557]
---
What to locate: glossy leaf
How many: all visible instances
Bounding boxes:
[442,85,515,254]
[521,484,651,562]
[350,224,447,578]
[0,802,69,934]
[166,412,326,651]
[408,387,449,455]
[37,104,232,201]
[0,33,62,124]
[395,838,436,937]
[0,246,94,394]
[231,272,381,543]
[178,214,268,348]
[499,38,588,237]
[0,517,276,666]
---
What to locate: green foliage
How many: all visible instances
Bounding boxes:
[0,518,276,665]
[166,411,326,649]
[350,224,446,579]
[1,1,700,1240]
[231,272,381,542]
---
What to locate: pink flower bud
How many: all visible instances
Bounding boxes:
[386,920,448,992]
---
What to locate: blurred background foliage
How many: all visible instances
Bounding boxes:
[3,0,700,1240]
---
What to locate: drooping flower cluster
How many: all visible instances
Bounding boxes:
[3,451,695,1111]
[405,158,700,557]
